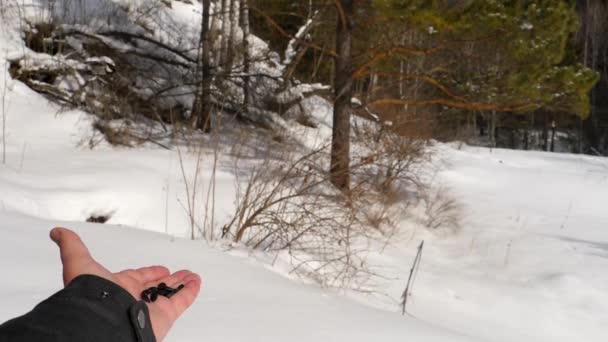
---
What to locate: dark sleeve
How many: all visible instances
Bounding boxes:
[0,275,156,342]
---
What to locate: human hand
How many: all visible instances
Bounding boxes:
[50,227,201,341]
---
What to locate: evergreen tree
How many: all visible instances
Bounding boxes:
[366,1,597,116]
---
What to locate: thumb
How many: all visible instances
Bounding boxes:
[50,227,94,285]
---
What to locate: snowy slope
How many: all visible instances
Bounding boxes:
[0,211,487,342]
[375,146,608,342]
[3,133,607,342]
[0,76,236,237]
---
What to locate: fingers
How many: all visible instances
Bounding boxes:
[49,227,110,286]
[124,266,171,284]
[50,227,93,264]
[167,273,201,317]
[145,269,192,289]
[50,228,93,272]
[144,270,201,317]
[138,271,201,341]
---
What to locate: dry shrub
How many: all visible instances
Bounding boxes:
[221,114,447,288]
[351,116,462,235]
[92,120,140,147]
[360,203,393,231]
[89,118,169,150]
[222,145,375,289]
[349,117,432,236]
[421,185,462,232]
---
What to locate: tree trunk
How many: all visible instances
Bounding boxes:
[226,0,239,72]
[219,0,229,65]
[478,113,485,136]
[578,116,584,153]
[241,0,251,109]
[550,119,556,152]
[489,51,500,148]
[209,1,219,40]
[190,0,212,132]
[399,35,405,101]
[524,114,532,150]
[542,112,548,151]
[330,0,353,191]
[489,110,497,147]
[472,111,477,138]
[366,69,376,102]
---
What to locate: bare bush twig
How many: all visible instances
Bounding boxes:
[176,137,204,240]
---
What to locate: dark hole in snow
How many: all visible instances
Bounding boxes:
[86,214,112,224]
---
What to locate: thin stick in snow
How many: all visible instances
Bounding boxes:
[560,201,573,229]
[503,240,512,266]
[203,116,221,241]
[164,176,170,235]
[19,143,26,172]
[401,240,424,315]
[1,59,7,165]
[177,142,203,240]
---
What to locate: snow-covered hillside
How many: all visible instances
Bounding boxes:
[1,1,608,342]
[2,115,607,342]
[387,145,608,341]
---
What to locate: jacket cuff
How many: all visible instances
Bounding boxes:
[61,274,156,342]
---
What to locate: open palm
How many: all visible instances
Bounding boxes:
[50,228,201,341]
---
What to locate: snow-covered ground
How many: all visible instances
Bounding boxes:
[379,145,608,341]
[3,105,607,342]
[1,2,608,342]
